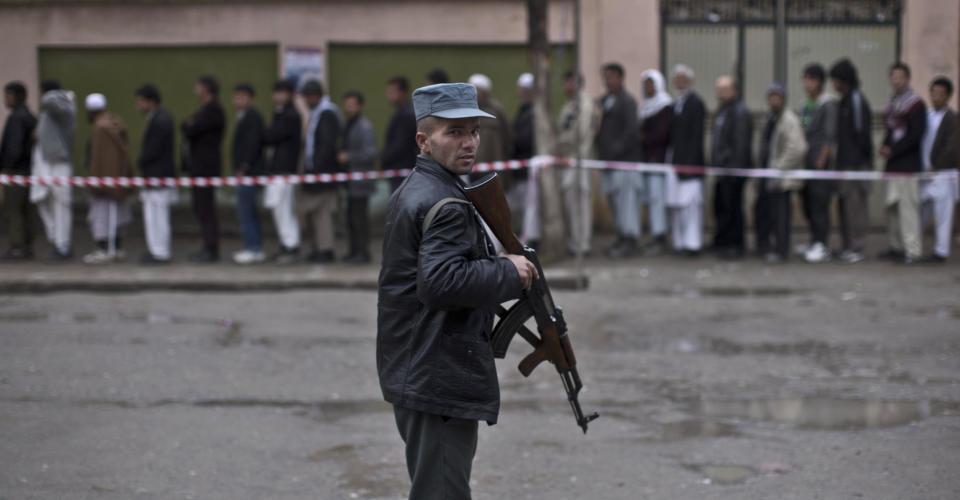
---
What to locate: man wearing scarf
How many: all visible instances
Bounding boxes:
[879,62,926,264]
[636,69,673,256]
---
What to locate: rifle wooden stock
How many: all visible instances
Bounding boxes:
[465,173,569,374]
[463,173,524,255]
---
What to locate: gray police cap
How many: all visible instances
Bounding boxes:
[412,83,495,121]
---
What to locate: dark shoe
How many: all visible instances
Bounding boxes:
[641,236,666,257]
[566,248,592,258]
[307,250,335,264]
[605,236,625,255]
[719,247,744,260]
[344,253,371,265]
[273,247,299,265]
[764,252,787,264]
[49,248,72,263]
[188,249,219,263]
[919,254,947,265]
[877,248,905,261]
[2,247,33,261]
[607,237,638,259]
[677,249,701,258]
[140,253,170,265]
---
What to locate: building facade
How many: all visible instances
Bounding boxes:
[0,0,957,167]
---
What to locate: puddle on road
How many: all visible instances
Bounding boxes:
[657,286,804,299]
[298,400,393,422]
[696,398,960,430]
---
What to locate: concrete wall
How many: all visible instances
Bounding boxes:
[901,0,960,109]
[579,0,660,98]
[0,0,580,123]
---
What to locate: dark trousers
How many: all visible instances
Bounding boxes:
[394,406,478,500]
[3,185,33,250]
[839,180,870,253]
[236,185,262,252]
[755,188,792,258]
[191,186,219,253]
[713,177,745,251]
[347,195,370,258]
[802,180,835,245]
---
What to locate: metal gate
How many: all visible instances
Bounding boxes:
[661,0,901,110]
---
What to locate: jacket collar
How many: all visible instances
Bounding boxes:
[415,154,465,189]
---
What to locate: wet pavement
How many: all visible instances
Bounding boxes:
[0,256,959,499]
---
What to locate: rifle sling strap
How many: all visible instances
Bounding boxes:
[421,197,473,235]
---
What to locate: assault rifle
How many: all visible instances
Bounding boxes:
[464,173,599,434]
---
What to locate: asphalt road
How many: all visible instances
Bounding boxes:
[1,257,958,499]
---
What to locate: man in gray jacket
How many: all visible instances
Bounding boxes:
[337,91,378,263]
[31,80,76,260]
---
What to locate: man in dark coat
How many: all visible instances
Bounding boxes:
[919,77,958,263]
[595,62,641,257]
[230,83,267,265]
[378,83,537,500]
[299,80,341,264]
[0,81,37,260]
[710,75,753,259]
[181,75,225,262]
[830,59,874,263]
[262,79,301,263]
[668,64,707,256]
[879,62,926,264]
[134,84,176,264]
[382,76,417,192]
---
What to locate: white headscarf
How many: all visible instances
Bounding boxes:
[638,69,673,121]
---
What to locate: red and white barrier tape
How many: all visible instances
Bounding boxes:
[1,156,955,187]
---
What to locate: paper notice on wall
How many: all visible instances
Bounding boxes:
[283,47,324,90]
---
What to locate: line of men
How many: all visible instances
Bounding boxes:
[0,75,420,265]
[3,62,958,265]
[592,59,958,264]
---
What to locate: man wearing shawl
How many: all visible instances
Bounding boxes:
[636,69,673,256]
[879,62,926,264]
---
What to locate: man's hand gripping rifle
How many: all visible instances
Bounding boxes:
[464,173,599,434]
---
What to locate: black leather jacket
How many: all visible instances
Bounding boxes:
[377,155,522,424]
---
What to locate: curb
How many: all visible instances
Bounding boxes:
[0,271,589,294]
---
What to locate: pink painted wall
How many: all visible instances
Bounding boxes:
[901,0,960,109]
